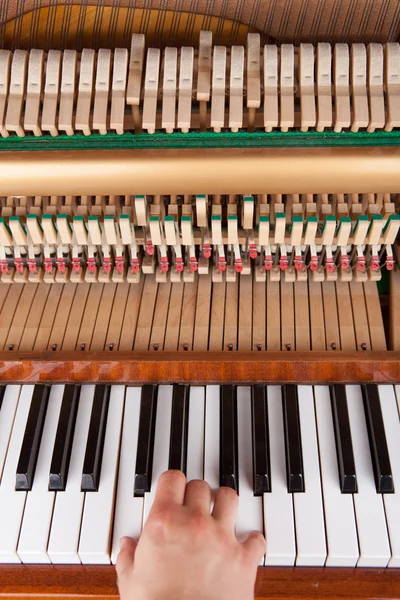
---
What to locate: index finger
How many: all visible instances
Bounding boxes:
[152,470,187,509]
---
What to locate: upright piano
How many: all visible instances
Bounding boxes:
[0,1,399,598]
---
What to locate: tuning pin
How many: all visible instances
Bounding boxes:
[145,240,154,256]
[202,243,211,259]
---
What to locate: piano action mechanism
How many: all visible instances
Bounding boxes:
[0,0,400,598]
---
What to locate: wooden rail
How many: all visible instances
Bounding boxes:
[0,351,398,384]
[0,565,399,599]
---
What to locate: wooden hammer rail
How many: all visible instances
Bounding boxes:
[0,564,399,600]
[2,148,400,196]
[0,351,399,383]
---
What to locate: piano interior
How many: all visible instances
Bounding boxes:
[0,0,400,598]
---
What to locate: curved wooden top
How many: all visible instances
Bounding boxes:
[0,351,398,384]
[2,0,400,45]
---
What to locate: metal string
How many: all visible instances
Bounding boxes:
[1,0,400,51]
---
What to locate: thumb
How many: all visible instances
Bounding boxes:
[116,537,138,583]
[241,530,266,565]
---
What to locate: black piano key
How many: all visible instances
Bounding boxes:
[362,384,394,494]
[134,385,158,497]
[330,384,357,493]
[251,385,271,495]
[16,385,50,491]
[168,385,189,473]
[220,385,239,493]
[282,385,304,493]
[49,385,80,491]
[0,385,6,413]
[81,385,110,492]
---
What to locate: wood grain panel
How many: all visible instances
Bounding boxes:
[0,351,397,384]
[0,565,399,599]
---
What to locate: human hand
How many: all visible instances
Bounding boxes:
[116,470,265,600]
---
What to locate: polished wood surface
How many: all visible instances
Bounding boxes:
[0,351,398,384]
[3,148,400,196]
[0,565,399,599]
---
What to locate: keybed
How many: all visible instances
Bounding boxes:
[0,273,387,355]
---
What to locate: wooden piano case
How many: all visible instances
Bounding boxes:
[0,351,399,599]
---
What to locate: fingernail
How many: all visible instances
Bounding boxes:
[120,536,131,550]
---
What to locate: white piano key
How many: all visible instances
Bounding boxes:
[346,385,391,567]
[314,386,359,567]
[47,385,95,564]
[79,385,125,564]
[111,387,143,564]
[0,385,30,563]
[294,386,326,566]
[264,386,296,566]
[378,385,400,567]
[395,385,400,416]
[236,387,265,564]
[186,386,205,481]
[204,386,220,493]
[0,386,20,483]
[17,385,64,563]
[142,385,173,526]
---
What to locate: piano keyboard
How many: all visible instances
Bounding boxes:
[0,383,399,568]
